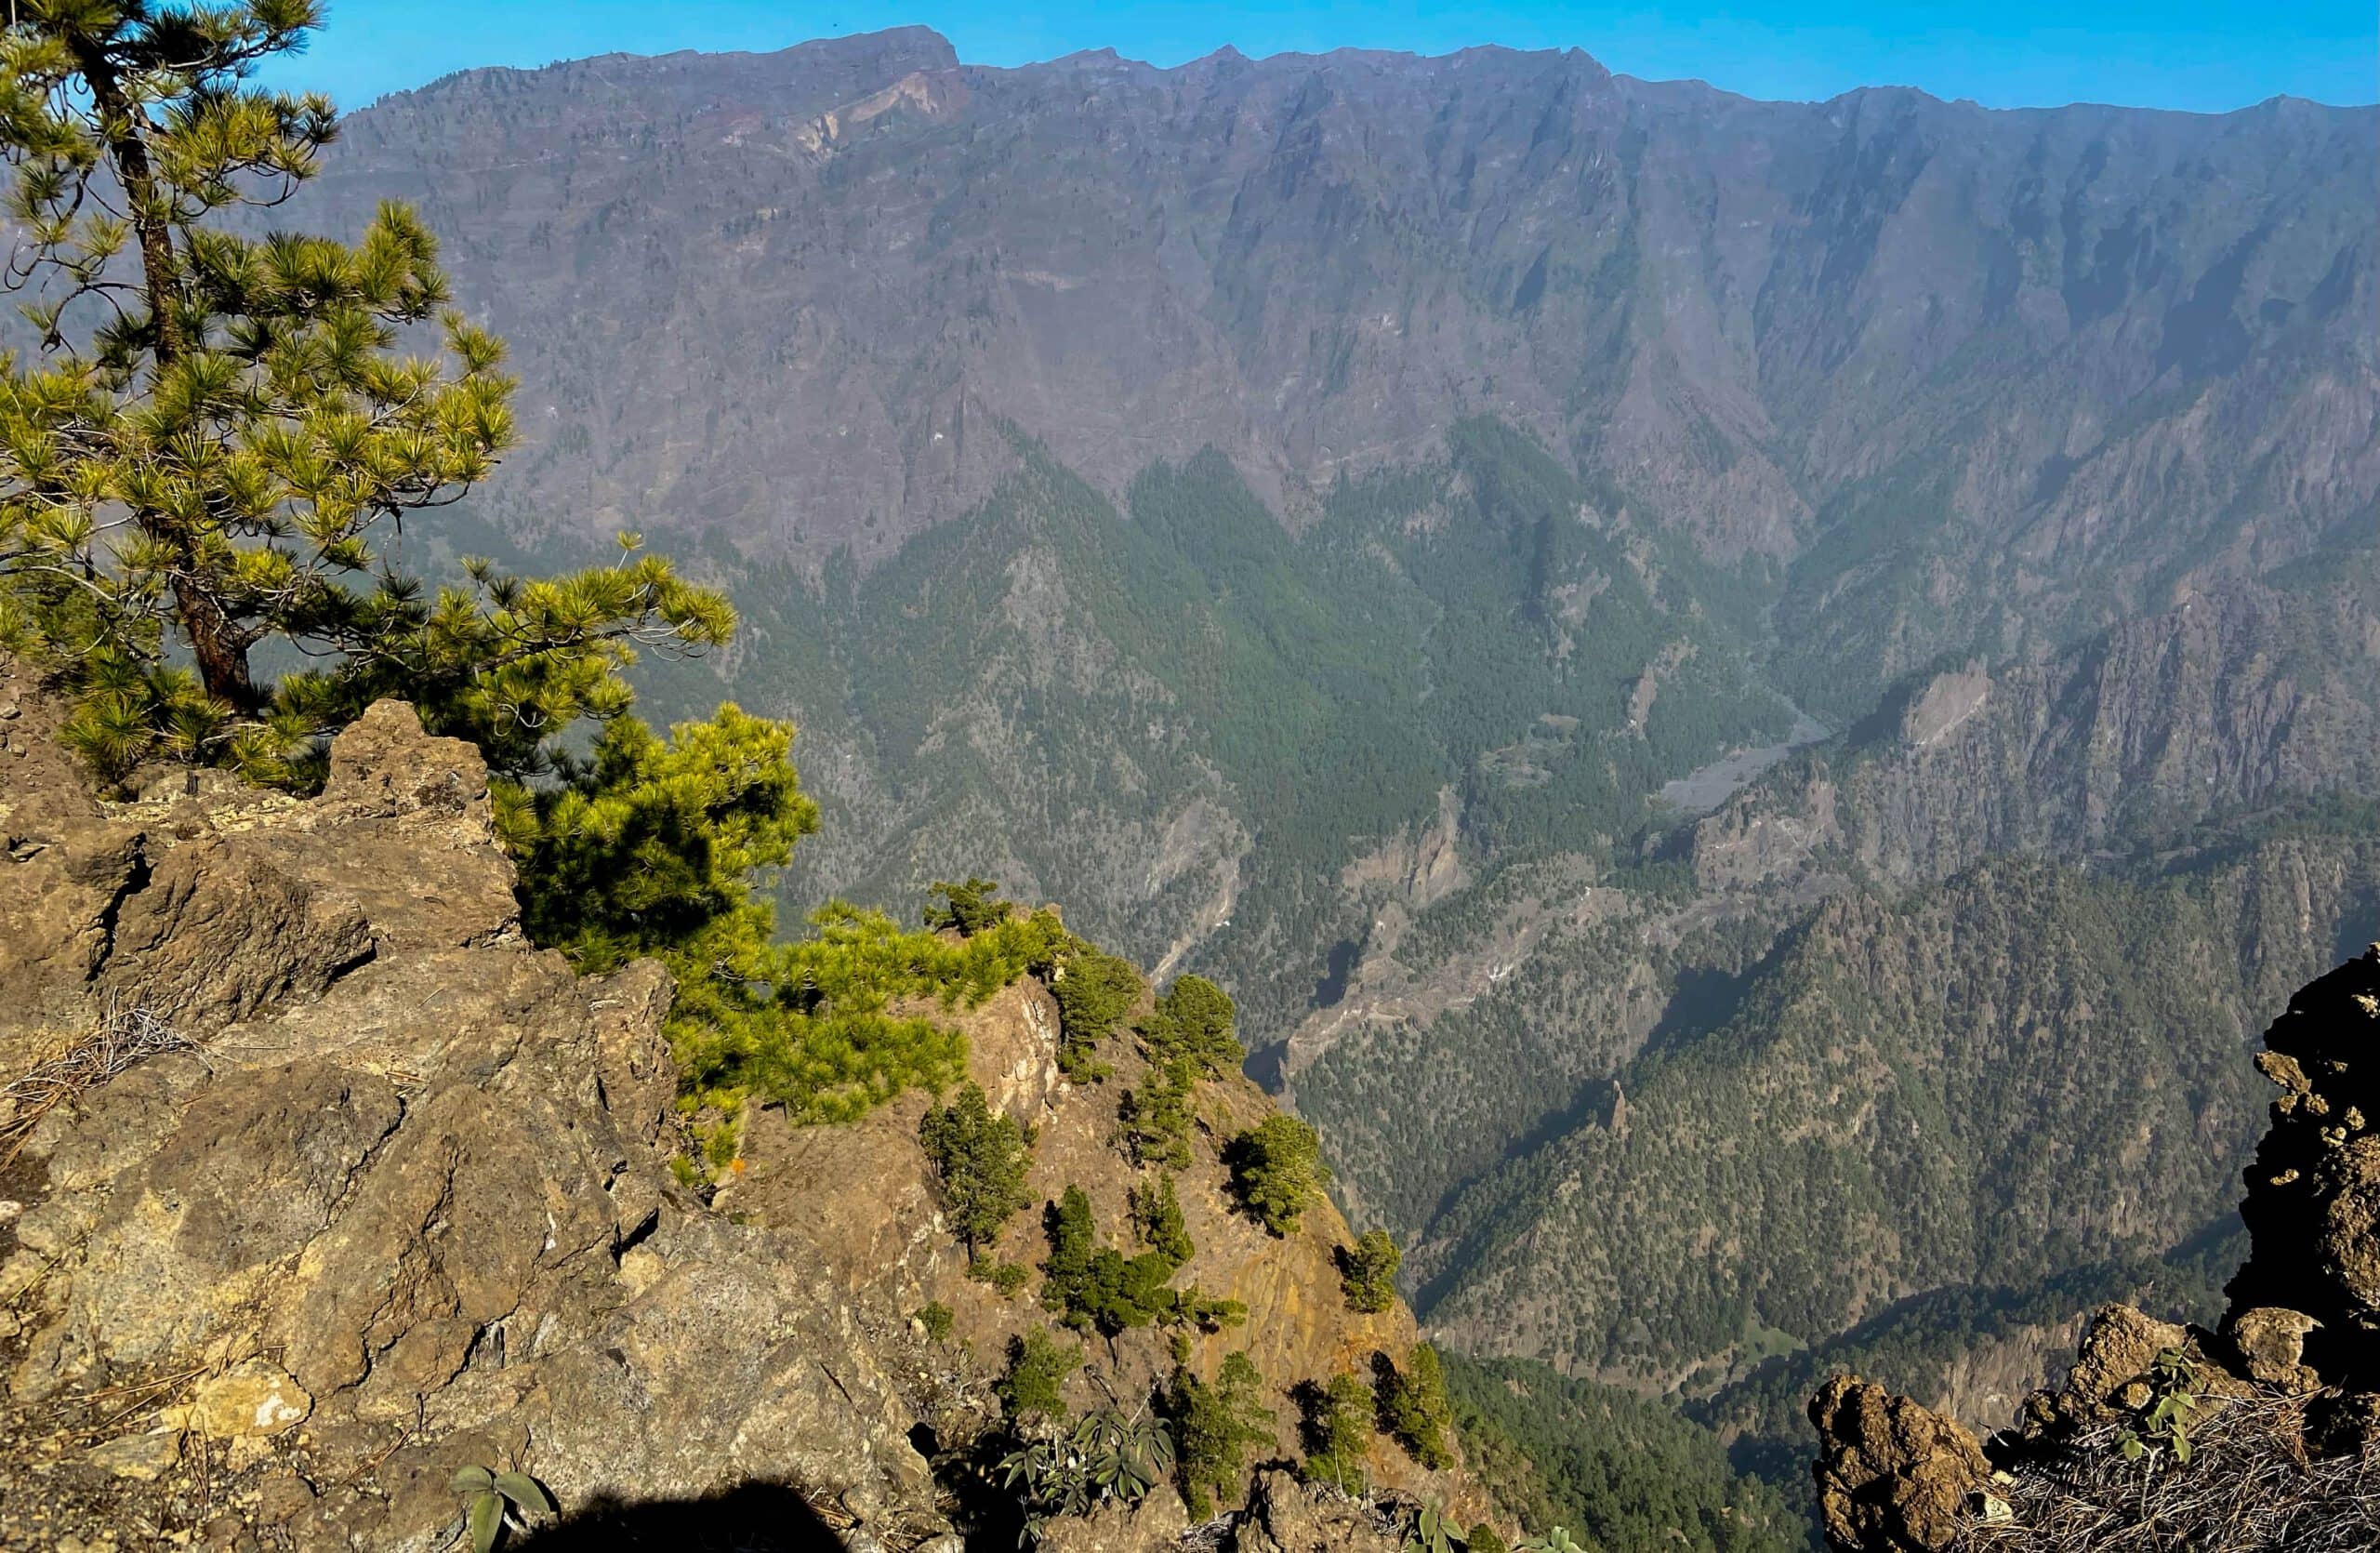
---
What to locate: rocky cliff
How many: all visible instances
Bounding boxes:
[0,678,1477,1550]
[1807,942,2380,1552]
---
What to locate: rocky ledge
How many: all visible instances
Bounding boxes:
[0,681,1471,1550]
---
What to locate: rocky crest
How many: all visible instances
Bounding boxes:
[1807,942,2380,1552]
[0,681,1471,1550]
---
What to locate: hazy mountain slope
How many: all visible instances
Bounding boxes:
[296,31,2376,713]
[1281,554,2380,1238]
[1415,828,2380,1388]
[1686,548,2380,891]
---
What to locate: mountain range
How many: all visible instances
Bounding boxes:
[274,22,2380,1505]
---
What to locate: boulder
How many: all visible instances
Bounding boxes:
[1810,1374,1991,1553]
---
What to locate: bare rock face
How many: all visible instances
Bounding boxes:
[1230,1469,1407,1553]
[1808,1375,1991,1553]
[0,696,940,1550]
[2225,942,2380,1387]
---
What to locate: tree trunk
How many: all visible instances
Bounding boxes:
[73,41,254,707]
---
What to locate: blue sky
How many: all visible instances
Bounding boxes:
[266,2,2375,114]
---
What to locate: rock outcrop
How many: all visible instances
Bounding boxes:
[0,681,1479,1549]
[2226,944,2380,1389]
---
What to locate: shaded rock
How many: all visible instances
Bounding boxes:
[1810,1374,1990,1553]
[2225,942,2380,1387]
[93,837,372,1031]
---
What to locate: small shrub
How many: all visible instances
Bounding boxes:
[998,1327,1082,1425]
[1227,1114,1329,1235]
[1468,1522,1511,1553]
[451,1465,555,1553]
[1403,1503,1461,1553]
[914,1302,955,1344]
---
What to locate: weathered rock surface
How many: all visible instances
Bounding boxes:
[1808,1375,1991,1553]
[0,697,938,1549]
[0,681,1485,1550]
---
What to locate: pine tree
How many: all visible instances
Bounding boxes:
[0,3,729,788]
[1341,1228,1403,1313]
[1130,1172,1195,1265]
[919,1082,1035,1254]
[1380,1342,1456,1470]
[1227,1114,1330,1235]
[1164,1351,1276,1519]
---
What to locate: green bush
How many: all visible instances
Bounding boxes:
[1131,1173,1196,1264]
[1051,942,1143,1080]
[1227,1115,1330,1235]
[920,1083,1034,1254]
[998,1328,1082,1425]
[913,1302,955,1344]
[1142,975,1245,1075]
[1041,1184,1193,1336]
[924,876,1016,935]
[1118,1057,1197,1168]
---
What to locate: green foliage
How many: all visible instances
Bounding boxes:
[1378,1343,1455,1470]
[999,1407,1176,1543]
[1447,1352,1804,1553]
[1403,1503,1461,1553]
[913,1301,955,1344]
[1296,1373,1375,1494]
[0,5,730,790]
[1418,840,2356,1387]
[1162,1351,1276,1520]
[1142,975,1244,1075]
[450,1465,554,1553]
[920,1082,1035,1254]
[2117,1345,2202,1467]
[925,875,1015,935]
[1227,1114,1329,1236]
[1130,1173,1195,1265]
[998,1327,1081,1426]
[1117,1055,1196,1168]
[1051,940,1142,1080]
[1040,1183,1211,1336]
[972,1258,1033,1299]
[1340,1228,1402,1313]
[1467,1523,1510,1553]
[1515,1533,1588,1553]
